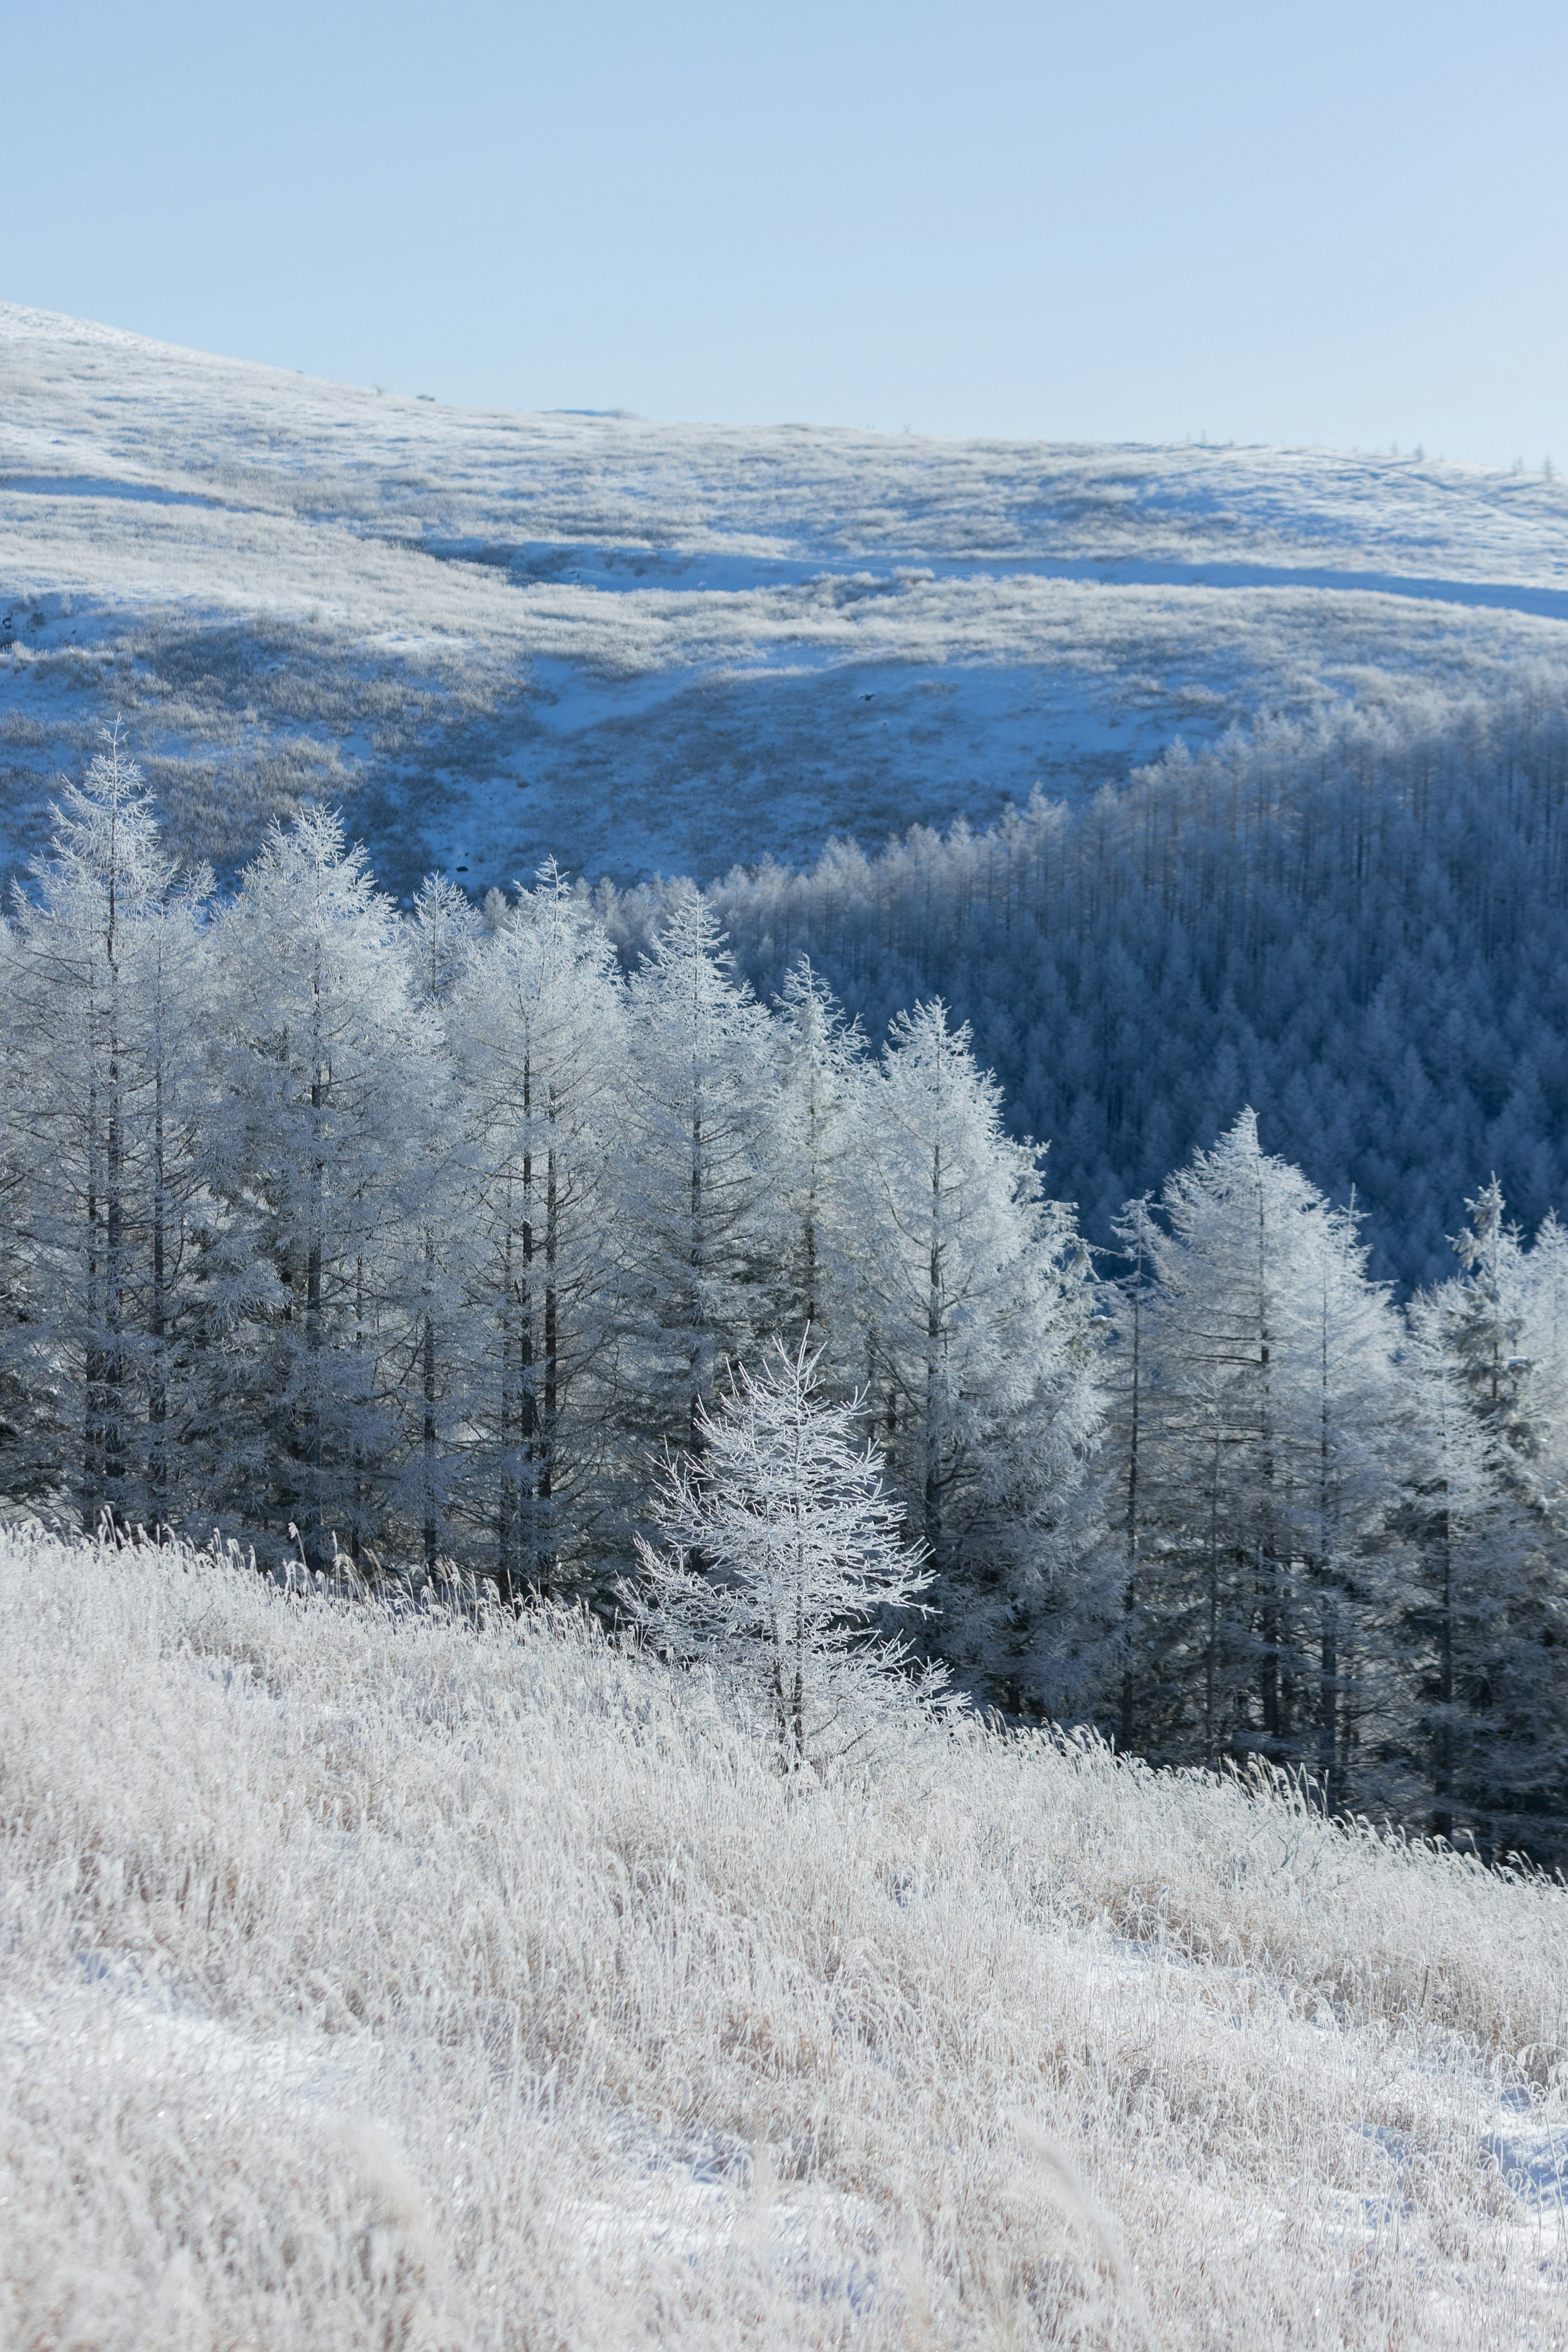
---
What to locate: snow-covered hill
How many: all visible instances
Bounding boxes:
[4,1524,1564,2348]
[4,305,1568,895]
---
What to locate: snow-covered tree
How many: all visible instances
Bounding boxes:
[1296,1195,1410,1814]
[1113,1114,1407,1786]
[625,1337,942,1772]
[2,732,214,1530]
[621,888,779,1453]
[1401,1183,1568,1853]
[207,807,443,1566]
[1516,1209,1568,1510]
[768,958,867,1376]
[406,874,484,1569]
[854,1000,1100,1699]
[1400,1287,1525,1847]
[1096,1194,1160,1753]
[447,866,627,1602]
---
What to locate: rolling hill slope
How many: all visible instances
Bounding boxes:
[4,305,1567,897]
[4,1525,1565,2348]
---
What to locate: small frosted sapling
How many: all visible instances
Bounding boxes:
[626,1335,946,1772]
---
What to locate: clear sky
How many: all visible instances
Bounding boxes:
[7,0,1565,465]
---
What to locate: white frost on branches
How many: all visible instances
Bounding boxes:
[626,1337,947,1771]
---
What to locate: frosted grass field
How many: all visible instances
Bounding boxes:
[3,1523,1564,2349]
[4,305,1568,895]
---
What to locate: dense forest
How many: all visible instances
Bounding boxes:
[2,726,1566,1863]
[598,671,1568,1294]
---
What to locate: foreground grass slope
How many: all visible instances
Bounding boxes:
[2,1525,1565,2348]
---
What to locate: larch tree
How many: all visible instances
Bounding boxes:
[207,806,443,1568]
[1119,1113,1406,1784]
[853,999,1100,1700]
[1404,1183,1568,1851]
[1401,1286,1524,1848]
[621,887,779,1457]
[768,958,868,1379]
[2,733,214,1532]
[1095,1194,1161,1753]
[407,873,483,1571]
[1296,1196,1409,1815]
[625,1336,942,1773]
[448,866,628,1604]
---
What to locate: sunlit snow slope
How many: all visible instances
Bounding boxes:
[5,1526,1565,2348]
[4,305,1567,896]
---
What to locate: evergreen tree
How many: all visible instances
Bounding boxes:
[1401,1287,1524,1848]
[768,959,868,1379]
[406,874,484,1571]
[1096,1195,1160,1752]
[1298,1196,1410,1815]
[1118,1114,1406,1785]
[1404,1184,1568,1854]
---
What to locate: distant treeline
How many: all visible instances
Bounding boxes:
[595,672,1568,1292]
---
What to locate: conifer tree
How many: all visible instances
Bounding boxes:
[626,1337,942,1772]
[1115,1114,1406,1785]
[1404,1184,1568,1853]
[407,874,484,1570]
[207,807,441,1567]
[1099,1195,1160,1752]
[448,867,627,1601]
[622,887,779,1454]
[2,733,214,1531]
[855,1000,1099,1699]
[769,959,867,1378]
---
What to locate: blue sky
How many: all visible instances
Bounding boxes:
[8,0,1565,463]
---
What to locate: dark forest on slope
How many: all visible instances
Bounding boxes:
[598,673,1568,1292]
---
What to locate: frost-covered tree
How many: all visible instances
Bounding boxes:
[1296,1196,1411,1814]
[1515,1209,1568,1510]
[207,807,443,1566]
[768,959,867,1377]
[1401,1287,1526,1848]
[854,1000,1100,1699]
[406,874,484,1570]
[1114,1114,1407,1787]
[1402,1183,1568,1854]
[622,888,779,1452]
[448,867,627,1602]
[625,1337,941,1772]
[1094,1194,1160,1753]
[1,733,214,1530]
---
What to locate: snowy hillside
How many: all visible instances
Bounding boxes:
[4,305,1567,895]
[3,1524,1564,2350]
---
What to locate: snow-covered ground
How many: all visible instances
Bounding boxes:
[3,1525,1564,2348]
[3,305,1568,895]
